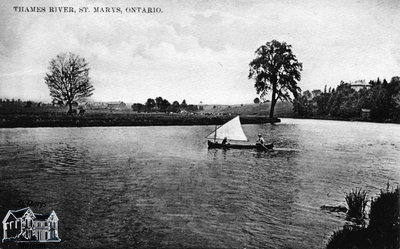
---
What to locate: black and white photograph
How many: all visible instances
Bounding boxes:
[0,0,399,248]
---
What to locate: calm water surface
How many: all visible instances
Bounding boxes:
[0,119,399,248]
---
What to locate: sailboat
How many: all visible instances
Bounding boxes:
[206,116,273,150]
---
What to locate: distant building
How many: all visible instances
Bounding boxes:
[106,101,126,110]
[52,100,63,107]
[2,207,60,243]
[85,101,107,109]
[350,80,371,91]
[361,108,371,120]
[311,90,322,98]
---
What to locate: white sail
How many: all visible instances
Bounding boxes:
[206,116,248,141]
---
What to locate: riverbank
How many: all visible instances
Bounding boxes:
[0,112,280,128]
[284,115,400,124]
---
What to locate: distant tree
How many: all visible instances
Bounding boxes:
[25,101,33,108]
[187,104,198,112]
[131,103,144,113]
[314,91,331,115]
[389,77,400,121]
[327,83,359,118]
[253,97,260,104]
[171,101,180,113]
[368,82,393,121]
[155,96,163,108]
[160,99,170,113]
[44,52,94,112]
[181,99,187,109]
[249,40,303,118]
[293,94,312,117]
[145,98,156,112]
[303,90,312,100]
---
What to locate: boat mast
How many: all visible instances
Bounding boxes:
[214,125,217,142]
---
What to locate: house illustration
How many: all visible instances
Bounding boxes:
[2,207,60,243]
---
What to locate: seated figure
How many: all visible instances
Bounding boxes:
[256,134,264,144]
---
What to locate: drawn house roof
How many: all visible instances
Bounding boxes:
[2,207,59,224]
[34,211,59,221]
[34,213,51,221]
[11,207,32,218]
[2,207,35,224]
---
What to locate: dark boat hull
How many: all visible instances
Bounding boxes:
[207,140,273,150]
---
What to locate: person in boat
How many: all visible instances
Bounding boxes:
[222,137,228,145]
[256,134,264,145]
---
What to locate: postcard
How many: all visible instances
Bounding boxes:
[1,1,399,248]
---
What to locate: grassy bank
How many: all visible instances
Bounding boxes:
[0,107,280,128]
[3,99,395,128]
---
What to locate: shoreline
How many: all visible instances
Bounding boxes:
[0,113,280,128]
[2,111,398,129]
[283,115,400,124]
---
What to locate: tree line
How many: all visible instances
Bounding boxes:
[293,77,400,122]
[131,97,203,113]
[0,99,48,108]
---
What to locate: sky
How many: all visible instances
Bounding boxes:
[0,0,399,105]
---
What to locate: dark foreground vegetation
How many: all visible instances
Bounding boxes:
[294,77,400,123]
[326,184,400,249]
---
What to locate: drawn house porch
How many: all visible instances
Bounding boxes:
[2,207,60,242]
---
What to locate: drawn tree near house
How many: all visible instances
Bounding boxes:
[44,53,94,113]
[248,40,302,118]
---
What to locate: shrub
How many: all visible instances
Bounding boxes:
[368,185,399,249]
[326,225,371,249]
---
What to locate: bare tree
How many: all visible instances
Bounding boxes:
[44,53,94,112]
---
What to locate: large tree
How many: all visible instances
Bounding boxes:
[44,53,94,112]
[248,40,302,118]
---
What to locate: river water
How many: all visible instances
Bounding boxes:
[0,119,399,248]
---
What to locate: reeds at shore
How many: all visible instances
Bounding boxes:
[345,188,368,224]
[327,184,400,249]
